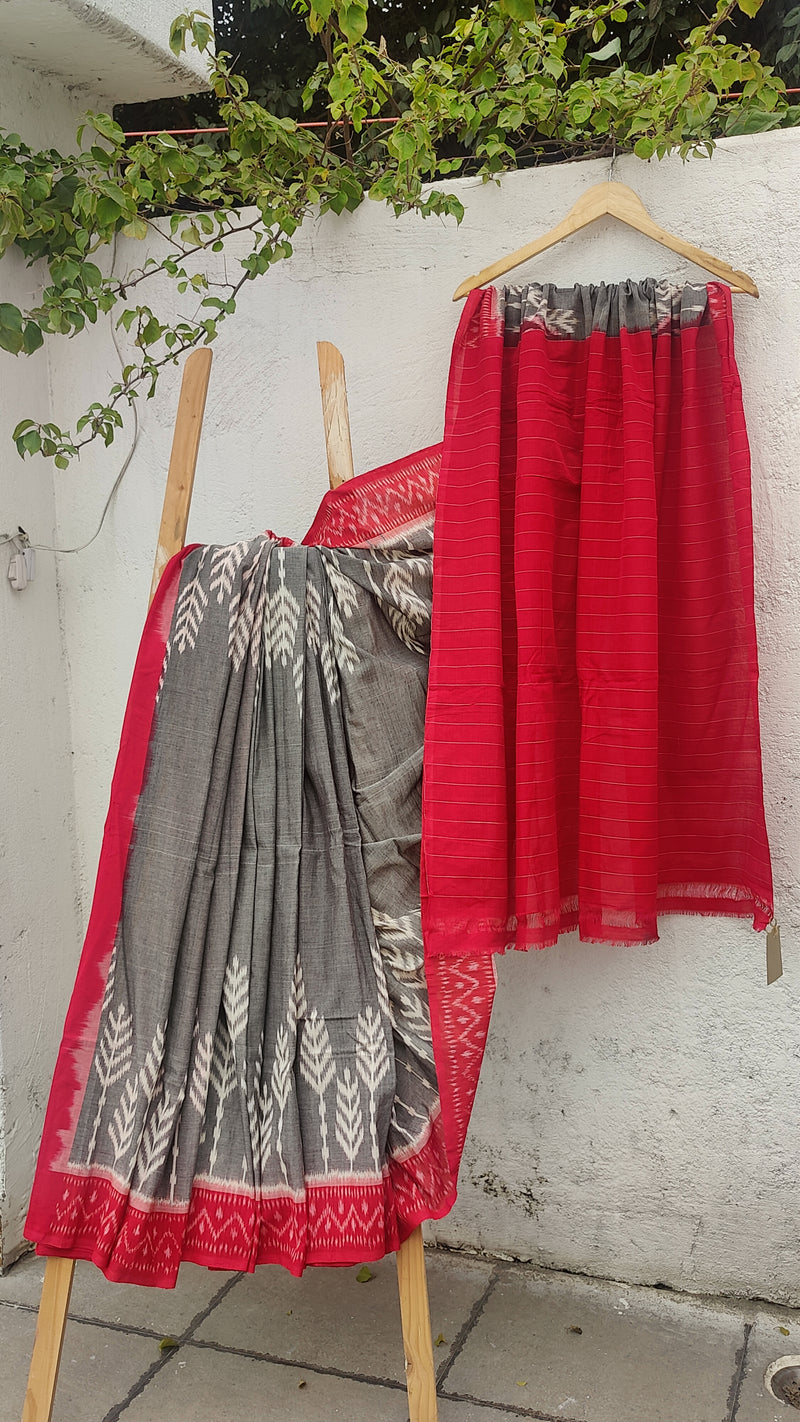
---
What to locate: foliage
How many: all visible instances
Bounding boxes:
[756,0,800,86]
[121,0,475,127]
[120,0,800,127]
[0,0,794,466]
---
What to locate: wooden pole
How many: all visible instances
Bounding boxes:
[22,348,214,1422]
[315,339,439,1422]
[149,348,213,603]
[21,1258,74,1422]
[396,1225,439,1422]
[316,341,355,488]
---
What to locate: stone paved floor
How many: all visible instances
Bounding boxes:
[2,1245,798,1421]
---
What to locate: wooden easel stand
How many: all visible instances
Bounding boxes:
[22,344,438,1422]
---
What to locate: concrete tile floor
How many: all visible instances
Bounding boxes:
[2,1246,799,1422]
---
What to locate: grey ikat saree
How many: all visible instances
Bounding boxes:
[25,447,458,1284]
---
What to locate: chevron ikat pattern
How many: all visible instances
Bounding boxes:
[25,448,475,1286]
[40,1109,452,1284]
[303,444,441,548]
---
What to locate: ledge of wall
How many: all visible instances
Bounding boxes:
[2,0,210,104]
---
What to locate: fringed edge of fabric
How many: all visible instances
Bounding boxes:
[422,883,774,955]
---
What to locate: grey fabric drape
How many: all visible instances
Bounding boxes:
[57,518,451,1279]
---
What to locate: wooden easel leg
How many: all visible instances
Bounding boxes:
[316,341,438,1422]
[397,1227,438,1422]
[149,347,213,603]
[316,341,356,489]
[22,348,214,1422]
[22,1257,75,1422]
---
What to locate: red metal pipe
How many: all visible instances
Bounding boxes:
[122,118,401,136]
[122,90,800,139]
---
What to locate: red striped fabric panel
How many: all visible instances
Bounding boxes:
[422,281,773,955]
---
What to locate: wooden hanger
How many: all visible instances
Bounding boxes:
[452,180,759,300]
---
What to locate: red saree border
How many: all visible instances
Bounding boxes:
[30,547,196,1183]
[303,444,441,546]
[28,1114,455,1286]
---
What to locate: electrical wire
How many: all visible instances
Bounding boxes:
[2,233,142,557]
[29,396,139,555]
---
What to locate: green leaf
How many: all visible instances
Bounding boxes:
[634,137,655,158]
[355,1265,374,1283]
[122,217,148,240]
[726,106,781,134]
[54,454,70,469]
[0,312,23,353]
[339,1,368,42]
[736,0,763,15]
[96,197,122,225]
[390,129,417,161]
[99,181,130,208]
[500,0,537,19]
[89,112,125,145]
[0,302,23,332]
[169,17,188,57]
[27,175,51,202]
[191,19,213,52]
[588,37,621,61]
[140,317,162,345]
[22,322,44,354]
[50,258,80,286]
[12,419,35,438]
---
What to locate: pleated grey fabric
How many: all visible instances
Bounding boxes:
[54,519,452,1280]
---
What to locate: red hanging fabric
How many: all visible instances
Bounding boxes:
[422,280,773,961]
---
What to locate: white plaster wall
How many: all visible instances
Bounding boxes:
[0,55,91,151]
[0,64,94,1264]
[0,0,214,1267]
[45,126,800,1300]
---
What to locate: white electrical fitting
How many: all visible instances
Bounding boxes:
[5,529,36,591]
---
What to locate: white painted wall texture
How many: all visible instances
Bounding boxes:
[4,125,799,1296]
[0,75,95,1267]
[0,7,211,1268]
